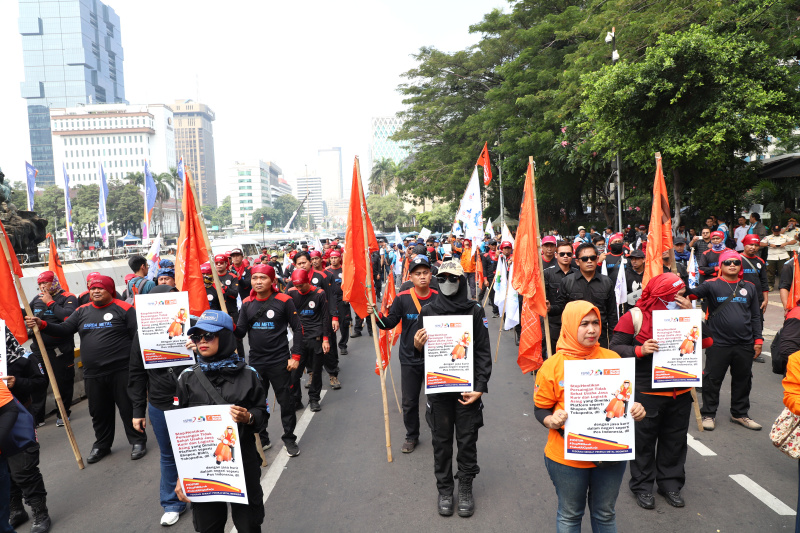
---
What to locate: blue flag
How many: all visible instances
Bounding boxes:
[24,162,37,211]
[144,161,157,239]
[99,165,109,246]
[63,164,74,246]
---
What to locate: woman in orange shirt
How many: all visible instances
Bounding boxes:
[534,300,645,532]
[782,351,800,533]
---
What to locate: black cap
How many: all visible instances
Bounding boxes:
[489,240,497,246]
[674,236,686,244]
[629,250,645,258]
[409,256,431,273]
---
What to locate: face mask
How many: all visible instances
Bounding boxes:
[440,279,460,296]
[659,298,679,310]
[610,243,623,254]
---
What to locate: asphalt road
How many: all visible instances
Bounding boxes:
[18,290,798,532]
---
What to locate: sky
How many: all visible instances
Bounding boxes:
[0,0,506,205]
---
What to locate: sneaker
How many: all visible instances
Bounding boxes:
[56,416,70,427]
[340,347,348,355]
[492,312,500,318]
[330,376,342,390]
[351,332,363,338]
[304,372,313,389]
[702,417,715,431]
[401,439,418,453]
[261,436,272,451]
[754,355,766,363]
[160,508,186,526]
[731,416,762,430]
[309,401,321,412]
[36,421,45,428]
[286,441,300,457]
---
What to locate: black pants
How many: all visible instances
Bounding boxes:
[629,391,692,495]
[401,364,425,441]
[84,369,146,450]
[354,314,373,335]
[548,323,561,358]
[426,393,484,495]
[337,302,351,349]
[230,311,246,359]
[251,362,296,445]
[291,339,324,404]
[7,443,46,503]
[31,348,75,422]
[701,343,755,418]
[374,275,383,301]
[325,334,340,378]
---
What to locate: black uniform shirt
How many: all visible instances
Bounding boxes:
[741,254,768,303]
[377,288,439,365]
[287,286,332,341]
[686,277,763,346]
[236,292,303,366]
[30,290,78,350]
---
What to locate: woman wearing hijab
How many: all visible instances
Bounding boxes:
[610,273,706,510]
[534,300,646,532]
[413,260,492,518]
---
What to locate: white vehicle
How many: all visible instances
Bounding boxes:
[210,237,261,259]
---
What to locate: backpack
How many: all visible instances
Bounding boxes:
[125,277,148,305]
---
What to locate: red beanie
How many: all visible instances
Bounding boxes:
[88,274,116,298]
[251,264,276,279]
[291,268,310,286]
[37,271,55,284]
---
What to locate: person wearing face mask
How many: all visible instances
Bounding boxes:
[697,231,730,284]
[601,233,626,285]
[672,237,691,265]
[611,274,708,510]
[535,301,646,531]
[624,250,646,312]
[412,261,491,518]
[480,241,500,317]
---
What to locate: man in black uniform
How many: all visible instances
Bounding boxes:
[413,261,492,518]
[697,231,730,284]
[213,254,241,317]
[236,264,303,457]
[287,268,332,412]
[369,256,439,454]
[541,236,558,269]
[229,248,252,301]
[77,272,101,306]
[741,234,769,362]
[267,254,285,291]
[625,249,645,312]
[28,270,78,427]
[25,274,147,463]
[325,251,351,355]
[544,242,577,354]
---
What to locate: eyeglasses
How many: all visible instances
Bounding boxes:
[578,255,598,262]
[722,260,742,267]
[557,252,573,257]
[189,332,218,343]
[436,274,460,283]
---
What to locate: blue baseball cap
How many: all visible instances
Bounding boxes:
[187,310,234,335]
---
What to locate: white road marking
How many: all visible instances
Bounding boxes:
[762,351,772,357]
[729,474,797,516]
[686,434,716,456]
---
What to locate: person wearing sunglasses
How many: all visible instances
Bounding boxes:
[545,242,578,355]
[175,310,268,532]
[684,249,764,431]
[697,231,731,285]
[548,243,618,348]
[600,233,626,286]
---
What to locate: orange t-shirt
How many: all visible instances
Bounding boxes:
[534,348,621,468]
[0,381,13,409]
[783,350,800,415]
[460,247,476,273]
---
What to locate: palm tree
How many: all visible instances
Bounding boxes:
[369,158,397,195]
[168,166,181,226]
[125,172,145,187]
[153,172,173,235]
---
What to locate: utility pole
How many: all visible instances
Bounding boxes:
[495,140,504,231]
[606,27,623,233]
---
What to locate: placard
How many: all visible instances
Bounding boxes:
[134,292,196,368]
[0,319,7,378]
[423,315,474,394]
[418,228,432,242]
[166,404,248,504]
[651,309,703,388]
[563,358,636,461]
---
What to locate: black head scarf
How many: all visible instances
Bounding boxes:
[429,273,476,315]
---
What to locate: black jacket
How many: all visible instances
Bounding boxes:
[287,286,332,341]
[698,247,730,282]
[550,271,618,334]
[377,288,439,365]
[29,290,78,351]
[544,265,577,327]
[128,334,192,418]
[236,292,303,366]
[601,253,625,285]
[741,254,768,302]
[687,278,763,346]
[8,354,47,407]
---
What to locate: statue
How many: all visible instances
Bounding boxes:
[0,167,48,263]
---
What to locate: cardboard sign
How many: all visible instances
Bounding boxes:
[134,292,196,368]
[423,315,474,393]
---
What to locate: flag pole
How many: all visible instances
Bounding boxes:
[355,157,392,462]
[0,227,84,470]
[530,156,552,359]
[386,334,401,415]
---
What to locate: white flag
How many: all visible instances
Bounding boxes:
[145,234,162,280]
[485,217,495,239]
[501,222,515,246]
[687,249,699,289]
[455,167,483,251]
[504,262,520,330]
[394,225,402,245]
[494,255,508,317]
[613,258,627,319]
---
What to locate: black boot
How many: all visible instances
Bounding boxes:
[9,493,28,528]
[457,476,475,517]
[437,493,454,516]
[29,497,51,533]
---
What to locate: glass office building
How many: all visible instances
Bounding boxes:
[19,0,126,187]
[368,117,410,175]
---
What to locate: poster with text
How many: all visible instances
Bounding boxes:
[564,358,636,461]
[424,315,474,394]
[134,292,195,368]
[651,309,703,388]
[0,319,7,378]
[165,404,248,503]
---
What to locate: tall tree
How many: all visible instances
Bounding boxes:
[72,184,100,242]
[273,195,303,228]
[369,158,398,195]
[366,194,409,231]
[36,186,67,236]
[107,179,145,236]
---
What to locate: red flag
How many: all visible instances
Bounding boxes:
[477,142,493,186]
[175,168,210,316]
[643,154,673,288]
[789,252,800,311]
[343,158,379,319]
[46,233,69,292]
[0,221,27,344]
[518,299,543,373]
[376,271,402,375]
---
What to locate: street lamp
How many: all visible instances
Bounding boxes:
[607,27,623,233]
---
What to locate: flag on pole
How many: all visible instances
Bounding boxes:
[394,226,402,246]
[145,234,162,280]
[643,153,673,288]
[518,299,543,373]
[501,222,515,246]
[477,142,493,186]
[98,165,109,247]
[143,161,157,240]
[789,253,800,311]
[46,233,69,292]
[485,217,495,239]
[62,164,74,246]
[476,250,485,291]
[455,167,483,254]
[24,162,37,211]
[687,249,699,289]
[0,220,27,344]
[175,159,210,316]
[377,271,401,375]
[493,256,519,329]
[342,158,379,320]
[612,257,627,318]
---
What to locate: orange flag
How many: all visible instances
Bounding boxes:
[477,142,493,186]
[643,154,673,288]
[789,252,800,311]
[175,167,210,316]
[376,271,401,375]
[518,299,543,373]
[0,220,27,344]
[343,158,379,320]
[46,233,69,292]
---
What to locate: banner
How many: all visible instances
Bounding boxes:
[134,292,196,368]
[423,315,474,394]
[24,162,36,211]
[563,358,636,461]
[62,164,74,246]
[166,405,248,503]
[0,319,7,378]
[144,161,157,240]
[651,309,703,388]
[455,168,483,252]
[418,227,431,242]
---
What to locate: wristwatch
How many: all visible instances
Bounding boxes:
[247,412,253,425]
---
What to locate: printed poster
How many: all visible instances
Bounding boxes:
[418,228,432,242]
[165,404,248,503]
[423,315,474,394]
[651,309,703,388]
[0,319,7,378]
[563,358,636,461]
[134,292,195,368]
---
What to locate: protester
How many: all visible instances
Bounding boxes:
[459,238,477,298]
[573,226,590,244]
[310,250,342,389]
[480,241,499,317]
[698,231,730,283]
[762,224,794,291]
[175,310,267,533]
[25,274,146,463]
[740,234,769,321]
[692,228,712,257]
[229,248,252,300]
[412,260,491,517]
[749,213,769,261]
[541,236,557,269]
[673,237,690,266]
[213,255,240,316]
[0,378,20,533]
[625,249,645,312]
[545,242,577,355]
[127,255,156,296]
[156,268,176,287]
[535,300,646,530]
[602,233,626,285]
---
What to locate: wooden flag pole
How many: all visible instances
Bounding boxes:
[386,334,402,415]
[529,156,552,359]
[355,157,392,462]
[0,228,84,469]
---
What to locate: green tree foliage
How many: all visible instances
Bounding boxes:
[107,179,145,236]
[36,186,66,235]
[72,184,100,240]
[273,195,303,228]
[251,206,280,231]
[366,194,409,231]
[9,181,27,209]
[125,172,145,187]
[416,203,455,232]
[369,159,399,195]
[203,196,232,229]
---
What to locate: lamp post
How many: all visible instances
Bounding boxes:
[606,27,623,233]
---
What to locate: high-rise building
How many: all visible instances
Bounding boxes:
[173,100,217,206]
[51,103,175,184]
[295,175,325,229]
[317,147,344,202]
[229,160,283,231]
[368,117,409,176]
[19,0,126,187]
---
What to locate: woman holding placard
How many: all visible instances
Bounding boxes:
[534,300,645,532]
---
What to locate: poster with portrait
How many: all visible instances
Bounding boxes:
[0,319,7,378]
[134,292,195,368]
[651,309,703,388]
[563,358,636,461]
[165,404,248,504]
[423,315,474,394]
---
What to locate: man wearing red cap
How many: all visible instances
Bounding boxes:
[29,271,79,427]
[229,248,252,301]
[740,234,769,363]
[78,272,102,306]
[541,236,557,270]
[25,274,147,463]
[697,231,731,285]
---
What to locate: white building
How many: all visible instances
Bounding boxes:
[50,103,176,186]
[230,160,284,231]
